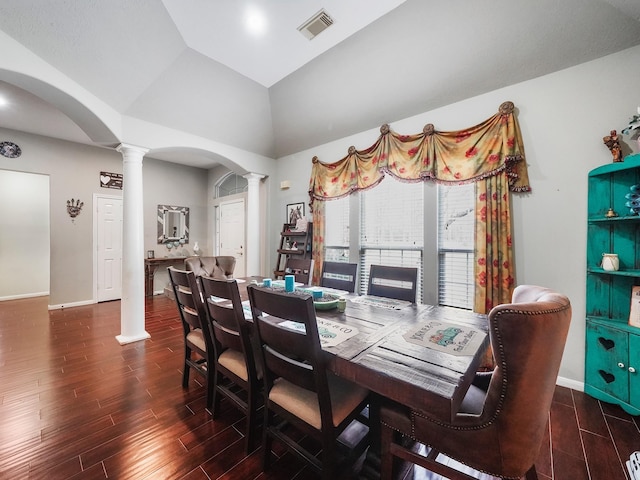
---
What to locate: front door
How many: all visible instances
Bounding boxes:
[218,199,246,276]
[96,195,123,302]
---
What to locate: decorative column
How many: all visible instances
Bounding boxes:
[243,173,265,276]
[116,143,150,345]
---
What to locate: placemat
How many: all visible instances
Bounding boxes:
[278,317,359,347]
[403,321,486,356]
[351,295,411,310]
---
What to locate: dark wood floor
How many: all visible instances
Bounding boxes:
[0,295,638,479]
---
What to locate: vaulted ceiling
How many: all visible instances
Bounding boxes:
[0,0,639,167]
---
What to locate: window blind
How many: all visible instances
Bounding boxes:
[437,183,475,309]
[359,179,423,301]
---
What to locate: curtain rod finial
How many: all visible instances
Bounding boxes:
[312,156,319,163]
[380,124,390,135]
[348,146,356,155]
[499,101,514,114]
[423,123,435,135]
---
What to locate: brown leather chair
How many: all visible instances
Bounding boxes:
[184,256,236,279]
[379,285,572,480]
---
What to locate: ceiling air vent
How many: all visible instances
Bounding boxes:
[298,9,334,40]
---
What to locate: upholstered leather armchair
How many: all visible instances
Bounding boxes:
[184,256,236,279]
[380,285,572,480]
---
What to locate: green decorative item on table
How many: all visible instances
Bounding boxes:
[313,293,340,310]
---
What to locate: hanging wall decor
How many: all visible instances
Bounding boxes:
[0,141,21,158]
[66,198,84,222]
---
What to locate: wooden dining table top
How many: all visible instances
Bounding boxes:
[237,276,490,423]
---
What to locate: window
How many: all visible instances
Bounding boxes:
[359,179,423,302]
[216,173,248,198]
[437,183,475,309]
[322,178,474,308]
[324,197,350,262]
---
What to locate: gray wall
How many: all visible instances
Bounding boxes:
[0,128,209,306]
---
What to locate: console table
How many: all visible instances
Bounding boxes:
[144,257,187,296]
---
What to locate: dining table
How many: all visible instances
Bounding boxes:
[235,277,490,478]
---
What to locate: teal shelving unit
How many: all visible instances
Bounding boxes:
[585,153,640,415]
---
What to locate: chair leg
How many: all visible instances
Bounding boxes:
[205,370,214,413]
[245,392,258,453]
[182,347,191,388]
[209,371,222,418]
[262,407,273,471]
[380,423,395,480]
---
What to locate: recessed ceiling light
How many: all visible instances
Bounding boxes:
[245,6,267,36]
[0,96,8,108]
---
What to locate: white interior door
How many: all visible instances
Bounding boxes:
[218,199,246,277]
[96,196,123,302]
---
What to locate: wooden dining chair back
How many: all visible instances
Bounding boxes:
[196,275,262,453]
[167,266,215,410]
[367,264,418,303]
[284,257,314,284]
[379,285,572,480]
[246,285,370,479]
[320,261,358,292]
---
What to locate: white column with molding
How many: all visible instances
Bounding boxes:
[116,144,150,345]
[243,173,265,276]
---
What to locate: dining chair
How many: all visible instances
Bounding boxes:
[167,266,215,410]
[196,275,262,453]
[367,264,418,303]
[246,285,370,479]
[379,285,572,480]
[284,257,314,284]
[320,261,358,292]
[185,255,236,279]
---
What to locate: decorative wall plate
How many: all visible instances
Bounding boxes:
[0,141,21,158]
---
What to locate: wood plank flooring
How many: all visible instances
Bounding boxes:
[0,295,638,479]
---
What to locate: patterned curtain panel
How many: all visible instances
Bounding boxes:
[308,101,530,210]
[307,102,530,316]
[311,200,325,285]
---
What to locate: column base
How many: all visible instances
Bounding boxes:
[115,331,151,345]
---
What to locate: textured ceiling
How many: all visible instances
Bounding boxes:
[0,0,639,167]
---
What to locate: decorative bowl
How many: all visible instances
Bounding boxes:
[313,294,340,310]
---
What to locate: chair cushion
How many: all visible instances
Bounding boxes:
[269,374,368,430]
[186,328,206,351]
[218,349,249,381]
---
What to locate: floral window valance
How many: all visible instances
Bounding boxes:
[308,101,530,209]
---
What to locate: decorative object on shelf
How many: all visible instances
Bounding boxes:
[193,241,200,256]
[622,107,640,138]
[626,185,640,215]
[603,130,623,162]
[0,141,21,158]
[66,198,84,222]
[286,202,305,224]
[629,287,640,328]
[605,207,618,218]
[147,250,155,259]
[602,253,619,271]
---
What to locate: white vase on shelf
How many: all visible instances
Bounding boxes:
[193,241,200,256]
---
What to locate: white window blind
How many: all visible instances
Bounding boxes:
[437,183,475,309]
[324,196,350,261]
[360,178,423,301]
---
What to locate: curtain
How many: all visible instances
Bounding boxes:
[311,200,325,285]
[308,101,529,314]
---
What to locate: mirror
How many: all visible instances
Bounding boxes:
[157,205,189,244]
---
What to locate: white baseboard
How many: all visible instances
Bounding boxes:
[557,375,584,392]
[0,291,49,302]
[48,299,96,310]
